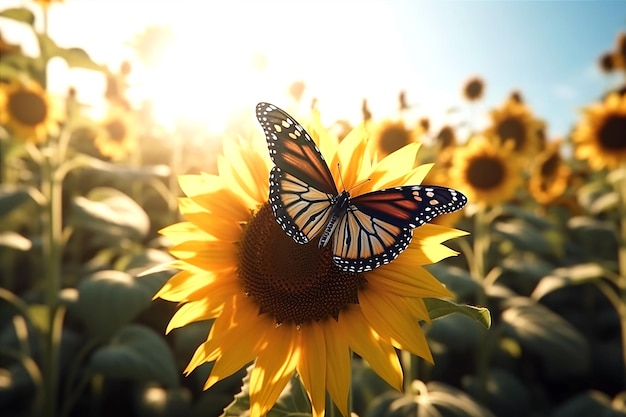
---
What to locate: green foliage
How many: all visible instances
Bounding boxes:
[425,298,491,329]
[89,324,180,388]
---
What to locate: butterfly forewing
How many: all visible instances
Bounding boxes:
[256,102,338,196]
[351,185,468,229]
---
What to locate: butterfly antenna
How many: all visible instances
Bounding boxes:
[337,163,371,193]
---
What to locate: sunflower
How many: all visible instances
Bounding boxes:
[462,76,485,101]
[156,109,467,417]
[485,98,542,157]
[529,140,571,204]
[33,0,64,7]
[449,137,522,207]
[370,118,420,159]
[0,79,60,143]
[93,106,136,161]
[573,93,626,170]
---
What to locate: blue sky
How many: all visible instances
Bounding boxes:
[1,0,625,138]
[387,0,626,136]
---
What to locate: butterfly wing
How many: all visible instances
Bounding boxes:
[269,167,336,243]
[257,102,339,243]
[332,185,467,272]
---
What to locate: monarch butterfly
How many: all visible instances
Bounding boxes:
[256,102,467,273]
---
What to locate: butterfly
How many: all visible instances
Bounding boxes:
[256,102,467,273]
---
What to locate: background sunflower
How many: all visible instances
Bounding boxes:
[450,136,522,207]
[0,79,61,142]
[573,93,626,170]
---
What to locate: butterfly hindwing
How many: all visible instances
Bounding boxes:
[269,166,335,244]
[331,205,414,272]
[330,185,467,272]
[256,102,338,196]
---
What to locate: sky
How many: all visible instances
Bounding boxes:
[1,0,625,139]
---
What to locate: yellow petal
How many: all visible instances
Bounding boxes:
[166,298,222,334]
[218,140,269,208]
[250,324,301,417]
[340,305,402,391]
[169,240,238,271]
[306,107,338,164]
[413,223,469,245]
[368,264,453,299]
[333,123,371,189]
[154,269,215,301]
[160,221,214,245]
[203,314,271,389]
[323,318,351,417]
[368,143,421,190]
[178,173,251,223]
[359,290,433,362]
[297,322,327,417]
[182,210,243,242]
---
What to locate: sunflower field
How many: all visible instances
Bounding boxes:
[1,2,626,417]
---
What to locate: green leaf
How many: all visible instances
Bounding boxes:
[55,47,106,71]
[500,203,553,229]
[222,364,312,417]
[74,154,170,179]
[425,298,491,329]
[0,185,42,218]
[133,384,192,417]
[35,33,59,62]
[424,264,481,300]
[90,324,179,387]
[531,263,606,300]
[589,191,619,214]
[0,231,31,251]
[492,220,552,254]
[71,270,153,339]
[501,298,590,378]
[71,187,150,242]
[425,312,486,352]
[0,8,35,25]
[551,391,626,417]
[462,369,532,417]
[366,381,497,417]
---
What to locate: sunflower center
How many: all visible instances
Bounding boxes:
[105,119,127,142]
[238,204,366,325]
[466,155,505,190]
[540,152,560,178]
[378,124,411,156]
[598,114,626,151]
[496,116,526,151]
[9,90,48,126]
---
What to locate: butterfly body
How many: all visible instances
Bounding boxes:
[258,102,467,273]
[319,190,351,248]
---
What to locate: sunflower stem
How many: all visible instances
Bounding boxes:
[472,205,491,403]
[41,141,63,417]
[615,165,626,389]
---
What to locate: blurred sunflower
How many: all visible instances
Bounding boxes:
[93,107,136,161]
[0,79,61,142]
[573,93,626,170]
[485,98,542,156]
[529,141,571,204]
[33,0,64,7]
[370,118,419,159]
[156,110,466,417]
[462,76,485,101]
[450,137,521,207]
